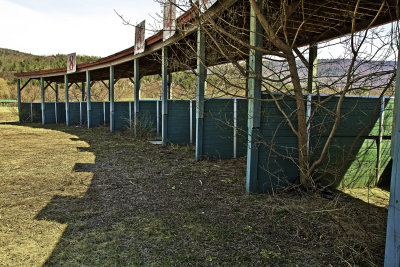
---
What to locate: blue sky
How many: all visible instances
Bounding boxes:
[0,0,162,57]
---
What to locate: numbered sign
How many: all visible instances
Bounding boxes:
[200,0,216,12]
[67,53,76,73]
[163,0,176,41]
[135,20,146,55]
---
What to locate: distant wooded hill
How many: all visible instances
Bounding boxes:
[0,48,395,100]
[0,48,99,99]
[0,48,99,81]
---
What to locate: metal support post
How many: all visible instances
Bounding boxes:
[162,46,169,145]
[110,66,115,132]
[195,27,206,160]
[246,0,263,193]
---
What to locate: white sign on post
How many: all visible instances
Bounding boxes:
[134,20,146,55]
[67,53,76,73]
[200,0,217,12]
[163,0,176,41]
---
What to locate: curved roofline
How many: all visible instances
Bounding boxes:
[14,2,207,79]
[14,0,399,81]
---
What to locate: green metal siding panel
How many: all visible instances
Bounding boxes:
[236,99,248,157]
[20,103,31,122]
[44,103,56,124]
[104,102,110,124]
[167,100,192,144]
[114,101,130,131]
[32,103,41,123]
[69,102,81,125]
[310,96,391,188]
[257,95,299,192]
[56,103,66,124]
[203,99,234,159]
[311,96,380,137]
[192,100,196,142]
[138,101,158,135]
[91,102,104,127]
[81,102,87,125]
[383,98,394,136]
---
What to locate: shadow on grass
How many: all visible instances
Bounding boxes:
[4,121,390,266]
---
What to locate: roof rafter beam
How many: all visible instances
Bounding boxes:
[19,78,32,92]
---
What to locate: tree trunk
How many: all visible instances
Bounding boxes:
[286,54,313,189]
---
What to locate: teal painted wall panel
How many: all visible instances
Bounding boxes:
[192,100,196,142]
[104,102,110,124]
[311,96,380,137]
[383,98,394,136]
[20,103,31,122]
[56,103,66,123]
[203,99,234,159]
[32,103,41,123]
[91,102,104,127]
[114,101,130,130]
[257,95,299,192]
[69,102,81,125]
[310,96,390,188]
[81,102,87,125]
[139,101,158,135]
[236,99,248,158]
[167,100,192,144]
[44,103,56,124]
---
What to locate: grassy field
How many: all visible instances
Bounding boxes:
[0,107,390,266]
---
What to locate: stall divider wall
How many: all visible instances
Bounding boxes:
[18,95,392,190]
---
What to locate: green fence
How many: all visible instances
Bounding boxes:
[18,95,393,190]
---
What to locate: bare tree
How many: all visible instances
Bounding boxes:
[164,0,399,190]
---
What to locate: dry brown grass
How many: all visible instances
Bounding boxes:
[0,106,18,122]
[0,110,390,266]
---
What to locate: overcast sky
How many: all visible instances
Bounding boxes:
[0,0,162,57]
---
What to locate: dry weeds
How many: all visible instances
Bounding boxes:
[0,112,389,266]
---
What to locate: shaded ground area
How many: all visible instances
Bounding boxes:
[0,115,389,266]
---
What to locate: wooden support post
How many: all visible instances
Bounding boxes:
[55,83,59,103]
[306,44,317,152]
[195,27,206,160]
[81,82,85,101]
[65,75,70,126]
[162,46,169,145]
[246,0,263,193]
[41,77,45,125]
[86,71,92,128]
[385,50,400,267]
[110,66,115,132]
[17,79,21,123]
[134,58,140,136]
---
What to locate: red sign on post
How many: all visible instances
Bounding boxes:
[163,0,176,41]
[67,53,76,74]
[135,20,146,55]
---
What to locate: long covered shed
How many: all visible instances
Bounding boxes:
[14,0,400,264]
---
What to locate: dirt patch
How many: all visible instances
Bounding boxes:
[0,122,389,266]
